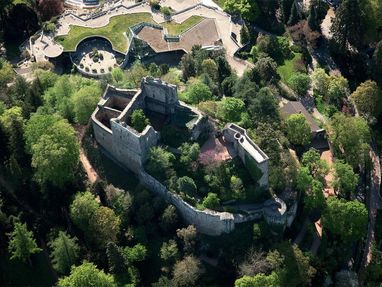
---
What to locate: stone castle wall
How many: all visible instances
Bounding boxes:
[139,170,236,236]
[223,124,269,187]
[139,170,297,236]
[91,79,297,236]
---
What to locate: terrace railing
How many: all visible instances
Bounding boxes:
[164,34,180,42]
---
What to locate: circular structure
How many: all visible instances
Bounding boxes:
[70,37,125,76]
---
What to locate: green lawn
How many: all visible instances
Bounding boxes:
[163,15,204,35]
[277,52,303,83]
[55,14,204,53]
[56,13,153,53]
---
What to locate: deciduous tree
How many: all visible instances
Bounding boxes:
[160,240,179,264]
[327,113,370,167]
[182,81,213,104]
[235,272,280,287]
[72,85,102,124]
[322,197,367,242]
[58,262,116,287]
[176,225,197,254]
[90,206,121,245]
[350,80,382,122]
[70,191,99,235]
[333,160,358,199]
[301,148,329,182]
[146,147,175,181]
[217,97,245,122]
[287,73,311,96]
[31,119,79,186]
[285,114,311,146]
[223,0,260,22]
[172,256,203,287]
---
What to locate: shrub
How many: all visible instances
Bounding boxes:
[131,109,149,133]
[149,0,160,10]
[160,6,171,16]
[202,193,220,209]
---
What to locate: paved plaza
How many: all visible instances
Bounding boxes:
[71,37,119,75]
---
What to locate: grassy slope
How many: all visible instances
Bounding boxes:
[277,52,303,83]
[56,14,204,53]
[163,15,203,35]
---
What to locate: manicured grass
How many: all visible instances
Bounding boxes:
[163,15,204,35]
[277,52,303,83]
[56,13,153,53]
[55,14,204,53]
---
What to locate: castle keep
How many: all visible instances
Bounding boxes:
[92,77,205,172]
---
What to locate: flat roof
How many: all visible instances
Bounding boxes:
[280,101,321,133]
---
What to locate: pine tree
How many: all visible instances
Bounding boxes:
[7,118,27,166]
[8,222,42,264]
[106,242,127,274]
[308,3,319,31]
[23,77,43,118]
[0,122,9,162]
[279,0,294,24]
[49,231,80,274]
[330,0,365,52]
[288,1,300,26]
[372,40,382,87]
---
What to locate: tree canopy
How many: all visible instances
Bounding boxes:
[285,114,311,146]
[71,85,102,124]
[223,0,260,22]
[30,118,79,186]
[350,80,382,122]
[58,262,116,287]
[322,197,367,242]
[333,160,359,199]
[327,113,370,167]
[70,191,121,245]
